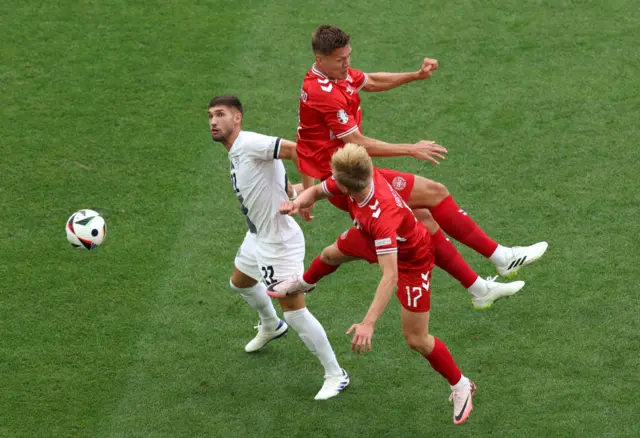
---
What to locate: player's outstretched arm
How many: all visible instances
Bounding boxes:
[342,130,448,165]
[347,252,398,354]
[363,58,438,92]
[298,172,317,221]
[279,183,327,220]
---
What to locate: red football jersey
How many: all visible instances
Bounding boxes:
[322,168,434,271]
[297,65,368,180]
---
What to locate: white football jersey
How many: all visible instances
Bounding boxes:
[227,131,301,243]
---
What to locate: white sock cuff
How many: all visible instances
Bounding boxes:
[467,276,484,291]
[229,279,264,293]
[451,375,470,390]
[300,277,314,289]
[489,244,508,264]
[284,307,309,320]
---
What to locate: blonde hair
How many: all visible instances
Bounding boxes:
[330,143,373,192]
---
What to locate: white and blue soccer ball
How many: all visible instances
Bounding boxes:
[65,209,107,250]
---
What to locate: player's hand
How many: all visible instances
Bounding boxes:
[347,322,374,355]
[416,58,438,80]
[299,202,315,222]
[279,201,300,216]
[410,140,448,165]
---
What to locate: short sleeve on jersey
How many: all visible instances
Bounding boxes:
[310,93,359,140]
[370,211,400,255]
[243,133,282,161]
[321,177,342,196]
[349,69,368,91]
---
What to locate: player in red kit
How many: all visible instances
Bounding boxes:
[294,25,547,308]
[274,144,481,424]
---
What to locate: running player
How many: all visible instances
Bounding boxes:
[294,25,547,307]
[209,94,348,400]
[276,144,484,424]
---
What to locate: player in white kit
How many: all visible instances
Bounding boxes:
[208,94,349,400]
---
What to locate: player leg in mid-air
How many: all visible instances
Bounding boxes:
[209,94,348,399]
[294,25,547,307]
[273,144,479,423]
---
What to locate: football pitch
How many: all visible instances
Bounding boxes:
[2,0,639,436]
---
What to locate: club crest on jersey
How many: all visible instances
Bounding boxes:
[337,109,349,124]
[392,176,407,191]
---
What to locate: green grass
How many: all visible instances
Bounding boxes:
[2,0,639,436]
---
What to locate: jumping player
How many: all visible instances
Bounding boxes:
[275,144,484,424]
[294,25,547,308]
[209,94,349,400]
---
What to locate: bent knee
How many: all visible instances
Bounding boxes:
[320,244,344,265]
[404,333,427,351]
[410,177,449,207]
[404,332,435,354]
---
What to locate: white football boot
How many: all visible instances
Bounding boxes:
[450,379,476,425]
[244,320,289,352]
[314,368,350,400]
[471,276,525,310]
[496,242,549,277]
[266,275,314,298]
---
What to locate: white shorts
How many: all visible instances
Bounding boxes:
[234,231,305,285]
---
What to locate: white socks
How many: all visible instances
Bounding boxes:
[489,244,510,265]
[284,308,343,377]
[451,375,471,391]
[299,275,315,289]
[229,281,341,378]
[467,276,487,297]
[229,280,280,330]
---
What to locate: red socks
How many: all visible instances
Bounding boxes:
[430,195,499,258]
[303,256,339,285]
[431,229,479,289]
[425,337,462,385]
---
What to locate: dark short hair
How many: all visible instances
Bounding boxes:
[312,25,351,56]
[208,94,243,114]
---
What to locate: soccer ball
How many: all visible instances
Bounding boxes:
[65,209,107,250]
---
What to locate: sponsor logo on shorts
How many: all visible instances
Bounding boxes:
[337,109,349,124]
[340,230,349,240]
[392,176,407,191]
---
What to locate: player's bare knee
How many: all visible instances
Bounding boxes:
[403,329,435,355]
[320,244,345,266]
[404,334,423,352]
[409,177,449,208]
[425,180,449,204]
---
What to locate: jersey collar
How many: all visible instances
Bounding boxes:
[357,180,375,207]
[311,64,352,83]
[228,130,243,153]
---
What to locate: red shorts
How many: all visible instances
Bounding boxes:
[397,269,432,312]
[327,168,416,213]
[336,227,432,313]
